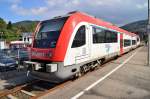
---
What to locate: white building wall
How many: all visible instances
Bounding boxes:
[22,33,32,44]
[0,41,6,49]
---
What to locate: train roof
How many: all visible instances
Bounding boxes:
[40,11,137,37]
[68,11,137,37]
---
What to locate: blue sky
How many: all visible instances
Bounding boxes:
[0,0,148,26]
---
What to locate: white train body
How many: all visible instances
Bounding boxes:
[24,12,140,82]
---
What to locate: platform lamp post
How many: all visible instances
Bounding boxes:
[148,0,150,66]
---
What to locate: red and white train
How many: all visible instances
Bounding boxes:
[25,11,140,82]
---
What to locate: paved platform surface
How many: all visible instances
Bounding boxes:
[40,46,150,99]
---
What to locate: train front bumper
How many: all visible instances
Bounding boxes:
[24,61,58,73]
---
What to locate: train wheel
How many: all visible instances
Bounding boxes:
[90,62,97,71]
[114,55,119,60]
[72,70,82,80]
[76,71,82,78]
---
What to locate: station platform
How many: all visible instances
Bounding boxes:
[40,46,150,99]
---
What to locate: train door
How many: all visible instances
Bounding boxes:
[71,24,90,64]
[120,33,123,55]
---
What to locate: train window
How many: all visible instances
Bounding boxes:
[92,27,105,43]
[112,32,118,42]
[71,25,86,48]
[24,38,26,42]
[33,17,68,48]
[105,30,117,43]
[132,40,136,45]
[124,39,131,47]
[28,38,30,41]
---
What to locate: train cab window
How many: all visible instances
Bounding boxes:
[105,30,118,43]
[33,17,68,48]
[71,26,86,48]
[92,27,105,43]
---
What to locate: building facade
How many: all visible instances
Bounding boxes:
[22,32,32,44]
[0,40,7,49]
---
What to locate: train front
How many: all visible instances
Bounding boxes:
[25,17,70,82]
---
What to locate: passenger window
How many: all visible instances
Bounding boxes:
[105,30,111,43]
[71,26,86,48]
[111,32,118,42]
[92,26,118,44]
[132,40,136,45]
[124,39,131,47]
[93,27,105,43]
[105,30,117,43]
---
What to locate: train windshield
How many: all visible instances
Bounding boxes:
[33,17,68,48]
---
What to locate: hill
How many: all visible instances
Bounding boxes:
[121,20,147,40]
[0,17,39,41]
[13,20,39,32]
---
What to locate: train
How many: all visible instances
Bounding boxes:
[25,11,140,83]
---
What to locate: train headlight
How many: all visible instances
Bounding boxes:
[46,64,57,73]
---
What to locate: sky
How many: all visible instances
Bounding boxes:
[0,0,148,26]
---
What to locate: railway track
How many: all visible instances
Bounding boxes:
[0,79,71,99]
[0,49,137,99]
[0,62,110,99]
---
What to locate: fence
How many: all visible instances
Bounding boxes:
[0,48,29,80]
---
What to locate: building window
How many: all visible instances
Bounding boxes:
[24,38,26,42]
[124,39,131,47]
[28,38,30,41]
[71,25,86,48]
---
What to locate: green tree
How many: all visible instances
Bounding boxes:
[0,17,6,29]
[7,21,12,30]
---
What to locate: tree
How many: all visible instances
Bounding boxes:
[7,21,12,30]
[0,17,6,29]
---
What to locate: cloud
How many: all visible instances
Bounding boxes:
[9,0,148,25]
[30,7,48,15]
[136,2,147,9]
[11,4,48,16]
[45,0,147,25]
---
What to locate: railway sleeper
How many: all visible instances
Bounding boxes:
[21,90,36,97]
[7,94,18,99]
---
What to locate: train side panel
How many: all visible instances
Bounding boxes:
[64,22,121,67]
[64,22,91,66]
[122,34,132,53]
[131,36,138,49]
